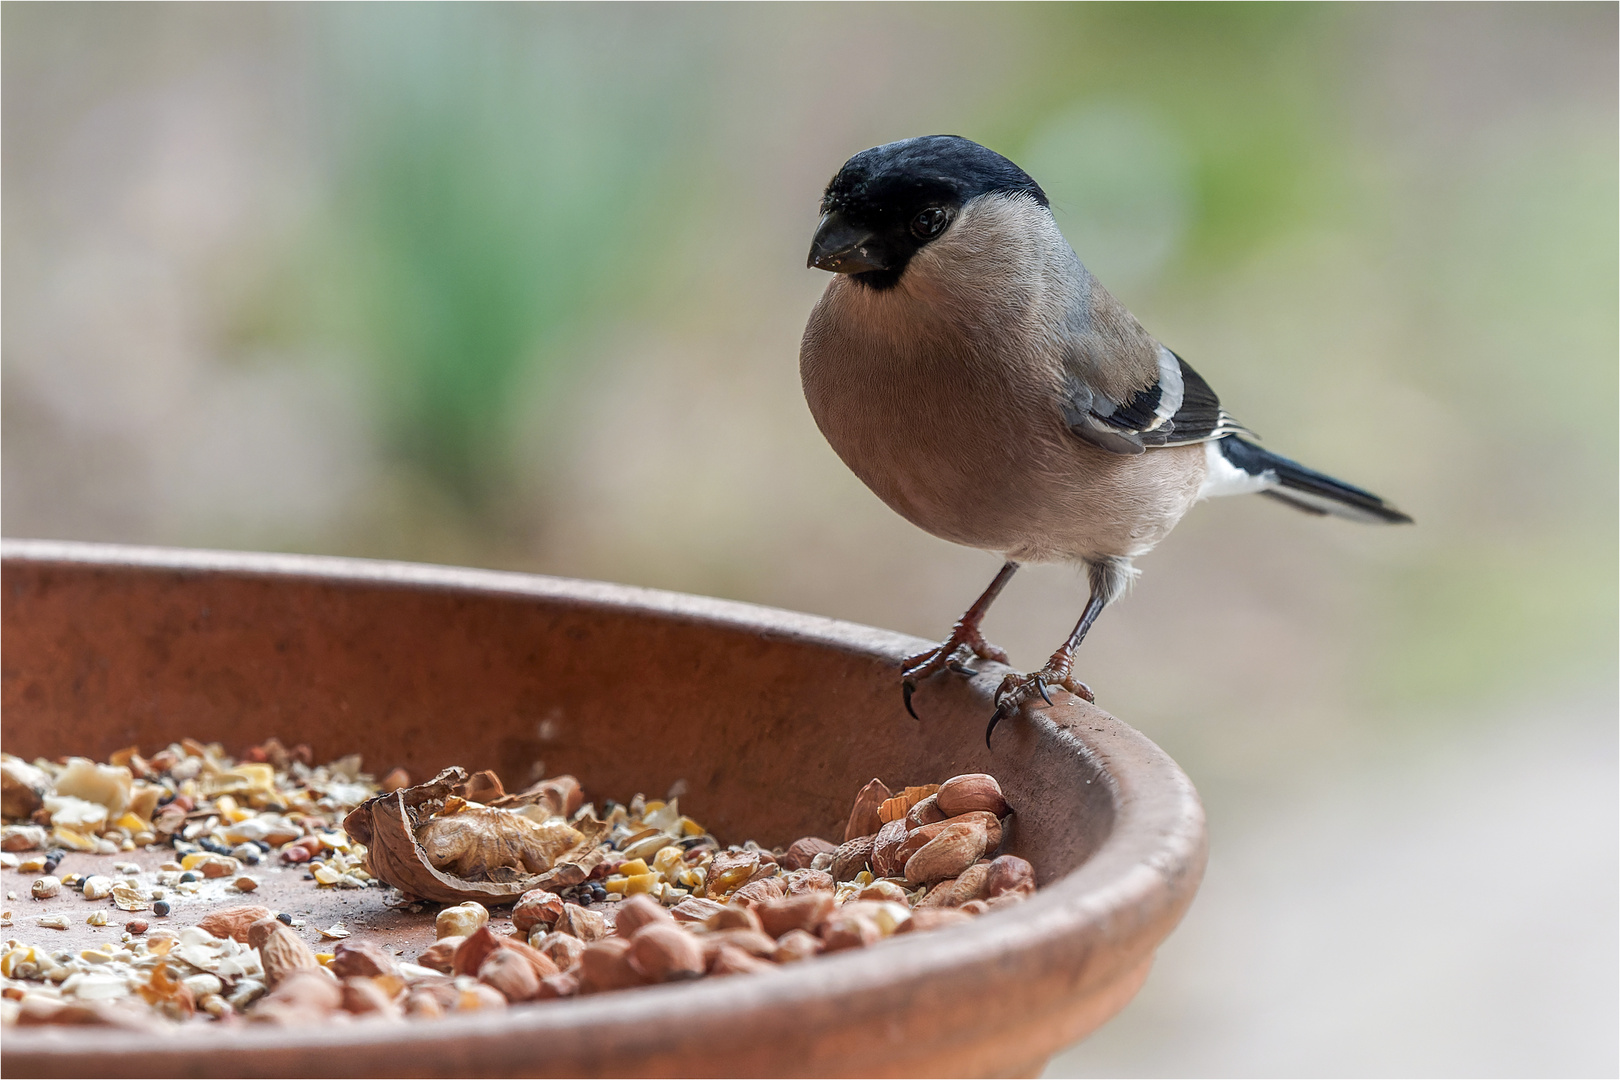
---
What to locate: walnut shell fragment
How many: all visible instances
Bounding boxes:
[344,766,608,905]
[489,775,584,819]
[1,757,52,819]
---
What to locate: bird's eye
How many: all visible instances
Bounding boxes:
[911,207,949,239]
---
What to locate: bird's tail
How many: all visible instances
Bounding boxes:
[1216,436,1413,524]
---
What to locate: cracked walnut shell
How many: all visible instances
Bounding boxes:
[344,766,608,905]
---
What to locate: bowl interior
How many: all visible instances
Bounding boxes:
[1,546,1112,885]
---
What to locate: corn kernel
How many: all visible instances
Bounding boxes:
[679,817,705,837]
[642,800,665,814]
[623,872,659,895]
[603,876,629,894]
[180,853,209,871]
[618,858,649,877]
[227,764,275,791]
[1,947,35,977]
[113,812,148,833]
[51,827,96,852]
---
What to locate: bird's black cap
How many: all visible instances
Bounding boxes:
[809,135,1047,290]
[821,135,1047,217]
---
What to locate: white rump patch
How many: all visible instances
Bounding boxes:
[1198,440,1274,500]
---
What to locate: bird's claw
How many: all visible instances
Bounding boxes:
[985,668,1095,746]
[985,702,1012,748]
[898,626,1009,718]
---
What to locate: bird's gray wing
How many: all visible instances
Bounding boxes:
[1058,280,1248,455]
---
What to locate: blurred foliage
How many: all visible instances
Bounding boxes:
[302,5,709,513]
[1000,4,1350,270]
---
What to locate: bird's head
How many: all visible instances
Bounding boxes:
[808,135,1047,291]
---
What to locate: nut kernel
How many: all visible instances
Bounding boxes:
[435,902,488,940]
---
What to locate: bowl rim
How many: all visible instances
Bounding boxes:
[1,539,1207,1072]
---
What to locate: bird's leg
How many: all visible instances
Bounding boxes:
[900,561,1019,718]
[986,587,1107,746]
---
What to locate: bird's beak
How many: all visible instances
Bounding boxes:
[807,213,888,273]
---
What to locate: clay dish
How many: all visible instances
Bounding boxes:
[1,540,1205,1078]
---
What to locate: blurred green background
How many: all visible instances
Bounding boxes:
[3,4,1614,1074]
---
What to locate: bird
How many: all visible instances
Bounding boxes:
[799,134,1412,746]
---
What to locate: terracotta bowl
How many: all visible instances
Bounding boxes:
[0,540,1205,1079]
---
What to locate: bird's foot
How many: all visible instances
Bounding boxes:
[985,668,1094,747]
[900,625,1010,719]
